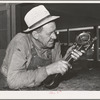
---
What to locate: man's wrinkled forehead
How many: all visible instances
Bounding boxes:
[42,21,56,29]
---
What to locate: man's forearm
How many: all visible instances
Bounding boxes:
[7,67,48,89]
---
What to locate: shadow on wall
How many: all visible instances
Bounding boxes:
[0,49,8,90]
[0,49,5,67]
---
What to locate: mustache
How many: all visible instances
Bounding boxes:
[49,39,55,42]
[49,40,54,43]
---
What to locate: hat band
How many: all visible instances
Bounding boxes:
[29,15,51,29]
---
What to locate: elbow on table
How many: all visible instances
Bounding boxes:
[7,77,22,89]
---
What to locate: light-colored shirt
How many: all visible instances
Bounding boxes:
[1,32,62,89]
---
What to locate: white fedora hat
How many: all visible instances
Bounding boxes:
[24,5,60,32]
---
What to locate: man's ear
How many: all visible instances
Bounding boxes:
[32,31,39,39]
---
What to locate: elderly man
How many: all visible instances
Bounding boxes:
[1,5,82,89]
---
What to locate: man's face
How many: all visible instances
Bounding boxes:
[37,22,57,48]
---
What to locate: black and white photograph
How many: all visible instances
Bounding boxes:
[0,1,100,99]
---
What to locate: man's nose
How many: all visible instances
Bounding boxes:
[51,32,57,39]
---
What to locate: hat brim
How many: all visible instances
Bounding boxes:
[23,16,60,33]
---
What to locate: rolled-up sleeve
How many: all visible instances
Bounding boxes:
[7,42,48,89]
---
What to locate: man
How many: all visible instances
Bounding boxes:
[1,5,82,89]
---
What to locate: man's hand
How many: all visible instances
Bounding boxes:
[46,60,72,76]
[71,49,85,60]
[63,45,85,61]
